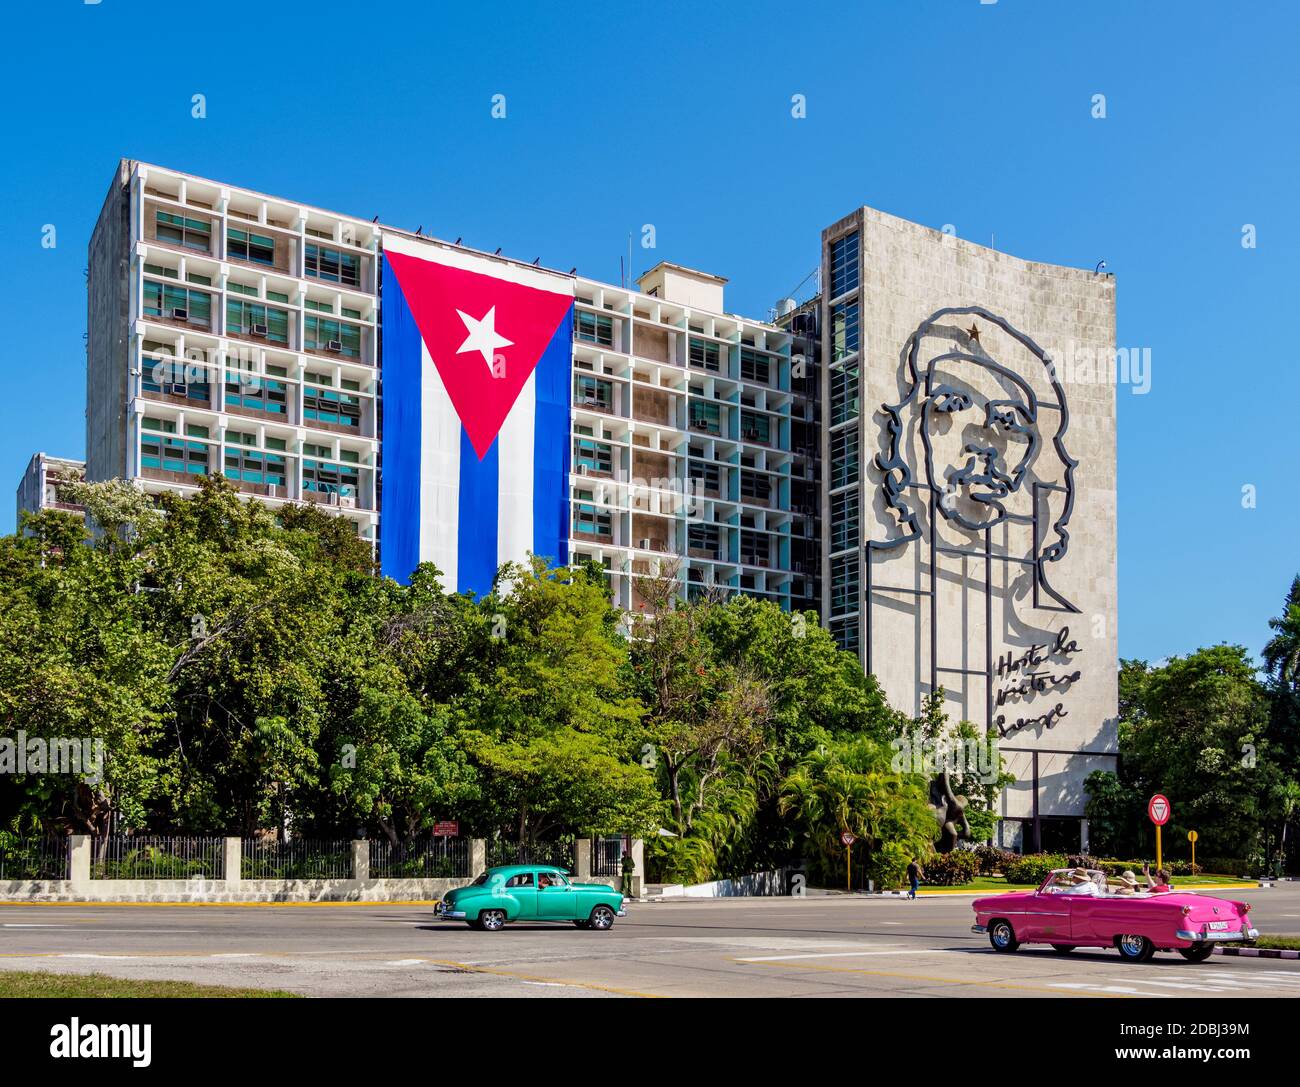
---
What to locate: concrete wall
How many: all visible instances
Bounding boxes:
[86,159,133,482]
[823,207,1119,827]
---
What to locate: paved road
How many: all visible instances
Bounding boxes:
[2,885,1298,998]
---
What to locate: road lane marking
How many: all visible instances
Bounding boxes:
[425,958,663,998]
[1051,983,1172,997]
[736,949,960,962]
[733,958,1132,997]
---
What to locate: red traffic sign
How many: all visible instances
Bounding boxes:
[432,821,460,837]
[840,831,857,847]
[1148,794,1171,826]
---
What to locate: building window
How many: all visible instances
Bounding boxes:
[690,400,722,436]
[225,373,288,418]
[144,282,212,329]
[575,310,614,347]
[739,347,771,385]
[573,438,613,475]
[830,554,859,617]
[304,386,361,429]
[740,530,768,567]
[141,353,209,404]
[303,459,360,497]
[830,617,860,655]
[155,210,211,252]
[689,459,720,493]
[573,503,611,536]
[830,362,860,426]
[304,316,362,358]
[740,469,771,503]
[830,428,859,489]
[829,232,860,299]
[227,228,275,266]
[689,338,721,373]
[305,243,361,287]
[739,411,770,444]
[227,299,290,345]
[688,523,719,556]
[831,301,860,362]
[830,488,859,553]
[223,448,287,488]
[141,435,210,477]
[575,375,613,410]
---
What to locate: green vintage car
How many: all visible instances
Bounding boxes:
[436,865,627,931]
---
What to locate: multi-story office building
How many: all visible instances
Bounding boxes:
[84,162,815,612]
[15,453,85,526]
[564,261,814,613]
[87,161,383,545]
[818,206,1118,852]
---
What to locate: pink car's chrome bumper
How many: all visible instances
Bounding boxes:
[1176,927,1258,942]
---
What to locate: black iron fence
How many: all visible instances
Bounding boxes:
[90,836,224,880]
[0,835,69,881]
[240,838,351,880]
[592,836,627,878]
[487,838,575,872]
[369,837,469,879]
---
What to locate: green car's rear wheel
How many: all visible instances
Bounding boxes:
[480,909,507,931]
[588,905,615,931]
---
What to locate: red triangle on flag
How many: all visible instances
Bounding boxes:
[385,250,573,459]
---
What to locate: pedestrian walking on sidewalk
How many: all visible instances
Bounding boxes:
[906,859,924,900]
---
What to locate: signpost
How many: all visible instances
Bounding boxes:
[840,831,856,892]
[432,820,459,838]
[1188,829,1198,872]
[1148,794,1171,871]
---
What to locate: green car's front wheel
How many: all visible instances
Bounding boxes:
[480,909,507,931]
[588,905,616,931]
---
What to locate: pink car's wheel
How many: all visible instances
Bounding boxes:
[988,919,1019,953]
[1178,944,1215,963]
[1116,933,1155,962]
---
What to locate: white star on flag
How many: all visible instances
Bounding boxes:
[455,306,513,373]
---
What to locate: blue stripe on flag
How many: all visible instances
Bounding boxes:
[532,303,573,566]
[379,255,421,584]
[457,429,499,595]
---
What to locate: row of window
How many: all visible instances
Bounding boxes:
[140,434,362,495]
[155,211,364,288]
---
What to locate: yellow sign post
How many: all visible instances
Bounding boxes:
[1148,794,1171,872]
[1188,829,1198,871]
[840,831,856,892]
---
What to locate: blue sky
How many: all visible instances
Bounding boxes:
[3,0,1297,665]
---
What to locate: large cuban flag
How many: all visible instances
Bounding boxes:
[380,233,574,593]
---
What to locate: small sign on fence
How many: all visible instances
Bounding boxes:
[432,821,459,838]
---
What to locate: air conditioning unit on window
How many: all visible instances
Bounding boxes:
[171,308,188,320]
[576,464,589,476]
[338,494,356,509]
[327,339,343,352]
[638,538,652,550]
[251,323,268,336]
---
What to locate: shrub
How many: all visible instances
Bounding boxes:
[974,843,1015,876]
[1198,856,1252,878]
[923,850,980,886]
[1003,852,1067,885]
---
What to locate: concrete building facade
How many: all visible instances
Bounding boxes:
[820,207,1119,852]
[15,453,86,527]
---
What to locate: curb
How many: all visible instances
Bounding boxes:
[1216,946,1300,960]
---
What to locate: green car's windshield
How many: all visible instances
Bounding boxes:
[469,872,491,886]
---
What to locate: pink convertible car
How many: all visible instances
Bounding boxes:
[971,868,1257,963]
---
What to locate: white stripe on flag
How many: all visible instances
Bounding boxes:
[421,340,461,589]
[496,367,536,571]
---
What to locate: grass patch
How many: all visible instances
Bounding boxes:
[0,970,299,998]
[1253,935,1300,951]
[915,873,1253,894]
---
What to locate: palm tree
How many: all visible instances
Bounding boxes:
[1263,575,1300,691]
